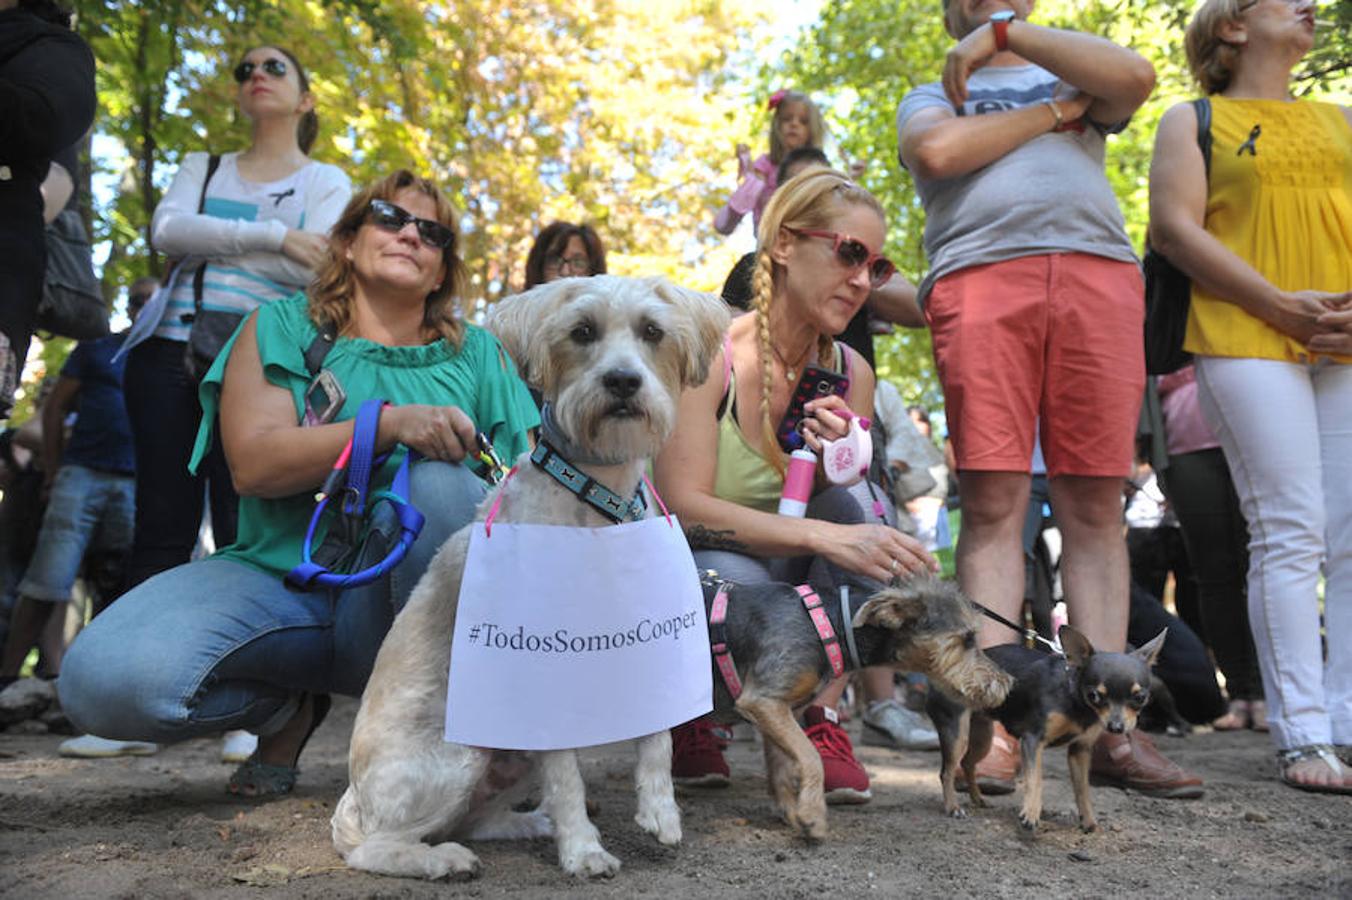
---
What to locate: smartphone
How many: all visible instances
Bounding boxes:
[775,365,850,452]
[302,369,347,426]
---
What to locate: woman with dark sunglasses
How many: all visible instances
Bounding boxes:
[61,170,538,797]
[121,44,350,588]
[104,45,351,764]
[654,167,936,801]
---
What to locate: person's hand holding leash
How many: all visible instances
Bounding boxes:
[383,404,477,462]
[815,520,937,583]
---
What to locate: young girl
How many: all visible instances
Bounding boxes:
[713,89,825,236]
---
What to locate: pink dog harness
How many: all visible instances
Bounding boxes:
[707,582,848,701]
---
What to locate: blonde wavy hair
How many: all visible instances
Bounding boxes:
[769,91,827,165]
[1185,0,1251,95]
[750,167,885,475]
[308,170,469,347]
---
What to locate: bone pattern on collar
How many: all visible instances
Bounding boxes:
[529,439,647,525]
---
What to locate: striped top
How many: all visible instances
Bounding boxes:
[148,151,351,342]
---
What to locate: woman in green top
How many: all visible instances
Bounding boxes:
[61,170,538,796]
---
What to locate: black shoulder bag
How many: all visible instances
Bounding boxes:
[36,208,110,341]
[180,154,248,381]
[1142,98,1212,376]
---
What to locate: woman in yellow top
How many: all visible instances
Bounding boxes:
[655,168,935,800]
[1149,0,1352,794]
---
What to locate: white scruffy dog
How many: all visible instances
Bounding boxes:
[332,275,729,880]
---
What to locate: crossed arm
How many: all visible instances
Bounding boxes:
[900,18,1155,182]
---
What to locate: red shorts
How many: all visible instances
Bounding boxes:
[925,253,1145,478]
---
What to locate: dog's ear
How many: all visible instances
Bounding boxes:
[647,277,730,387]
[1058,625,1095,668]
[852,585,927,631]
[1131,628,1168,668]
[487,280,588,392]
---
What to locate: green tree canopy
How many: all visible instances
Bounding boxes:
[778,0,1350,407]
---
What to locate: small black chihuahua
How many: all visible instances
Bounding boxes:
[927,624,1167,833]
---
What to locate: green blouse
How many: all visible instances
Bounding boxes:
[189,293,539,579]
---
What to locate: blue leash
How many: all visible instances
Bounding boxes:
[285,398,426,591]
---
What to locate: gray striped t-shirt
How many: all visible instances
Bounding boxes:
[896,64,1138,305]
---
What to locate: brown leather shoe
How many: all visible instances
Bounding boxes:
[955,721,1019,795]
[1091,731,1204,799]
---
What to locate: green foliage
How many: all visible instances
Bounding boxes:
[779,0,1351,406]
[66,0,770,309]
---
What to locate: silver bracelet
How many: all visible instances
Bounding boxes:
[1044,100,1064,130]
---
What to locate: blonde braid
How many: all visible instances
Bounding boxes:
[750,247,786,477]
[817,332,835,373]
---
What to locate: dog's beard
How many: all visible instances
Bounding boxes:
[548,381,675,466]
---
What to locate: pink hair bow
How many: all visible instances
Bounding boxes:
[767,89,788,110]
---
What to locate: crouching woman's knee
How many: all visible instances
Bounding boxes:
[59,585,193,742]
[60,623,158,741]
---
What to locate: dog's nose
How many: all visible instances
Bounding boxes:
[1106,721,1126,734]
[602,368,642,399]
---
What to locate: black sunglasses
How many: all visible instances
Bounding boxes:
[788,228,896,288]
[366,199,455,250]
[233,58,288,83]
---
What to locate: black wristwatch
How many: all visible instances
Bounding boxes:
[989,9,1016,51]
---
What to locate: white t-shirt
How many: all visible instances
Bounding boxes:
[148,152,351,341]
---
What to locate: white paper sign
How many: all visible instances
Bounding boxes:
[446,515,712,750]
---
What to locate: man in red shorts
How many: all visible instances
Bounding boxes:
[896,0,1202,798]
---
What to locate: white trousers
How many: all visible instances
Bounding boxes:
[1196,356,1352,749]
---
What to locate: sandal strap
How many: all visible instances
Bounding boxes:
[1277,744,1346,777]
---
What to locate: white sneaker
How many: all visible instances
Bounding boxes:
[861,698,940,751]
[59,734,159,758]
[221,729,259,763]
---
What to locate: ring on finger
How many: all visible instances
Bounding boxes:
[890,558,899,575]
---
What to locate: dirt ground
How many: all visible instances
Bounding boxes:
[2,697,1348,899]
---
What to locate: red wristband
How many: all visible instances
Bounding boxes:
[992,17,1011,51]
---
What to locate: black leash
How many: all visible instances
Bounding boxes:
[971,601,1061,655]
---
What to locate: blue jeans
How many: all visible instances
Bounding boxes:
[18,464,134,603]
[60,461,485,743]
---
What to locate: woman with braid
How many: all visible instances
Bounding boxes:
[655,168,936,800]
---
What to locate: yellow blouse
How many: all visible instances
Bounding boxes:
[1184,97,1352,364]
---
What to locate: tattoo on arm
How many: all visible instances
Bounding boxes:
[685,525,749,554]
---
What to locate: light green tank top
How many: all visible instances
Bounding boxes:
[712,341,847,514]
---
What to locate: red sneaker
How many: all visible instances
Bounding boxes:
[803,706,871,805]
[671,717,730,787]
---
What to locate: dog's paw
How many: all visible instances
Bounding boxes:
[1079,818,1100,834]
[785,801,828,843]
[1017,812,1040,833]
[561,845,622,879]
[427,842,482,881]
[635,799,682,846]
[946,805,968,820]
